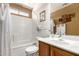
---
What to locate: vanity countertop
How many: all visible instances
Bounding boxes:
[36,35,79,55]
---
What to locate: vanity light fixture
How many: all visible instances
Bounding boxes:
[59,13,75,23]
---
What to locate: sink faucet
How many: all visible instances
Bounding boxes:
[58,27,63,41]
[59,29,62,37]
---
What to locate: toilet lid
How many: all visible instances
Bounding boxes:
[25,45,38,54]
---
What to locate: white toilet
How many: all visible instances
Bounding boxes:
[25,45,38,56]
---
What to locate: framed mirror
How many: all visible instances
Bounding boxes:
[51,4,79,35]
[40,10,46,22]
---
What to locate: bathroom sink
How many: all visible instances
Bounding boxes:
[45,35,79,45]
[50,37,79,46]
[49,37,69,44]
[62,39,79,45]
[51,40,70,45]
[38,34,79,46]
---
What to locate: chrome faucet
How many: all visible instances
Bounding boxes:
[59,29,61,37]
[58,29,63,41]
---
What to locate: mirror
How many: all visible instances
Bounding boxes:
[51,3,79,35]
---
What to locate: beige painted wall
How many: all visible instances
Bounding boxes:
[51,4,79,35]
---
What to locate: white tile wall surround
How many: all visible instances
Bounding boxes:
[32,3,51,37]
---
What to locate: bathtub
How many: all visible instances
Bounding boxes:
[11,41,38,56]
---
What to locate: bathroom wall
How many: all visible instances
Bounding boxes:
[32,3,51,37]
[11,14,36,56]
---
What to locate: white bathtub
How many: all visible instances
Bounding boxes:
[11,41,38,56]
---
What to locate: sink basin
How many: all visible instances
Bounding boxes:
[51,40,70,45]
[51,37,79,46]
[44,36,70,45]
[47,35,79,45]
[62,39,79,45]
[38,34,79,46]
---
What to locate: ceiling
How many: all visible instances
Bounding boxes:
[24,3,70,8]
[22,3,72,12]
[51,3,72,12]
[23,3,34,8]
[23,3,38,9]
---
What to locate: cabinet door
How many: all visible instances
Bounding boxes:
[39,41,50,56]
[50,46,55,56]
[54,47,74,56]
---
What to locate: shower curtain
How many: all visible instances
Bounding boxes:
[0,3,11,56]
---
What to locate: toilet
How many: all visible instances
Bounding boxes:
[25,45,38,56]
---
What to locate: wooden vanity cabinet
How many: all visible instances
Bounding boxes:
[50,46,55,56]
[39,41,50,56]
[39,41,79,56]
[50,46,74,56]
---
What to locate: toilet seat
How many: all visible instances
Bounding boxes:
[25,45,38,54]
